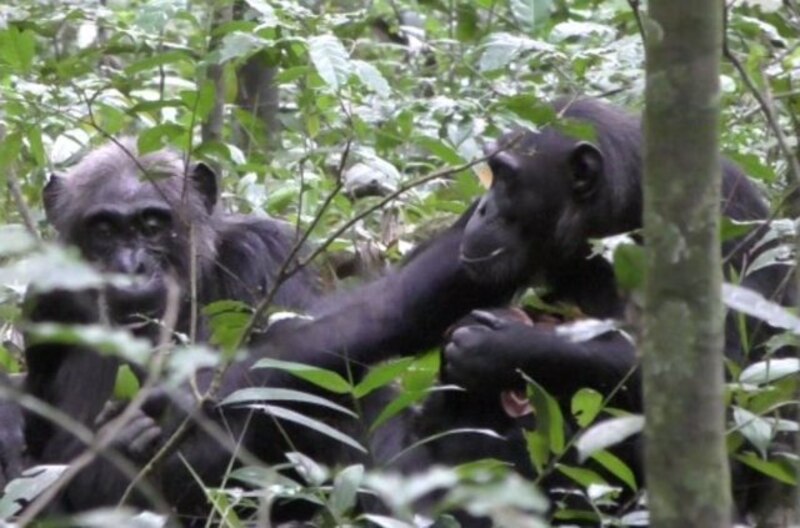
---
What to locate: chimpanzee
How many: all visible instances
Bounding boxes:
[20,139,518,521]
[21,138,320,510]
[29,99,787,525]
[440,98,794,516]
[0,373,25,489]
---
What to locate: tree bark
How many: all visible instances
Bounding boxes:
[642,2,732,527]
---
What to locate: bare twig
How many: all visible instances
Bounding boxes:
[626,0,647,43]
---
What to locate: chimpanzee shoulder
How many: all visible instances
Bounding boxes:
[212,216,321,310]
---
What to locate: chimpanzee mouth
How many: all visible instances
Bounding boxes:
[107,275,169,328]
[459,247,507,264]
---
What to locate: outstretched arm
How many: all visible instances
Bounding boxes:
[239,204,519,391]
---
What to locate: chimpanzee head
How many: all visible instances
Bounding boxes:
[43,139,219,329]
[460,99,643,285]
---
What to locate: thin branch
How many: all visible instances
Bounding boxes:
[723,6,800,214]
[626,0,646,43]
[6,167,40,240]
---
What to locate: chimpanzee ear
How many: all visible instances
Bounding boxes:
[191,162,218,213]
[43,174,65,224]
[569,141,604,200]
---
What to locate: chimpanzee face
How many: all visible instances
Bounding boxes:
[75,196,179,327]
[459,130,605,285]
[42,143,218,330]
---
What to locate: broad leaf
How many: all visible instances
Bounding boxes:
[575,415,644,462]
[308,35,351,90]
[250,405,365,453]
[722,283,800,333]
[222,387,356,417]
[252,358,353,394]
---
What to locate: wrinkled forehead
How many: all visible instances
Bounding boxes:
[77,170,179,207]
[66,146,186,208]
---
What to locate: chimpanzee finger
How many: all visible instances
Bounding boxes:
[129,422,162,457]
[470,309,508,330]
[95,400,127,427]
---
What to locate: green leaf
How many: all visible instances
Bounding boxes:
[402,350,440,392]
[740,358,800,385]
[353,358,414,398]
[456,3,479,41]
[0,27,36,73]
[370,389,426,432]
[204,300,251,358]
[360,515,414,528]
[352,60,390,96]
[28,128,45,166]
[571,388,603,428]
[498,94,556,127]
[137,124,186,155]
[556,119,598,142]
[556,464,607,488]
[0,466,67,518]
[27,323,152,365]
[0,132,22,169]
[217,33,271,64]
[726,152,776,183]
[125,50,192,75]
[329,464,364,517]
[0,246,102,292]
[180,81,216,121]
[510,0,553,34]
[308,35,351,90]
[525,428,549,473]
[720,217,758,243]
[286,451,329,486]
[243,0,279,25]
[251,404,366,453]
[735,451,796,485]
[591,450,638,491]
[478,33,553,72]
[388,427,504,468]
[251,358,353,394]
[732,407,773,458]
[575,415,644,462]
[524,375,565,454]
[722,283,800,334]
[613,243,645,291]
[113,364,141,400]
[222,387,356,417]
[416,137,466,166]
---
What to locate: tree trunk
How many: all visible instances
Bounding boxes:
[642,2,732,527]
[201,4,232,145]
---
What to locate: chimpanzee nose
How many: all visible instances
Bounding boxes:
[112,248,152,276]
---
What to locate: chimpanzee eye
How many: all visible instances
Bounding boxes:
[88,218,116,239]
[139,212,171,238]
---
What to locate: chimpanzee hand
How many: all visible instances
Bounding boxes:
[443,309,553,391]
[95,400,162,462]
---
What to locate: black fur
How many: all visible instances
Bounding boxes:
[21,139,319,512]
[442,98,794,519]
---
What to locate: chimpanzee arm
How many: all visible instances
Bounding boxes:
[244,205,519,389]
[23,289,119,462]
[442,312,642,412]
[99,207,517,513]
[0,373,25,489]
